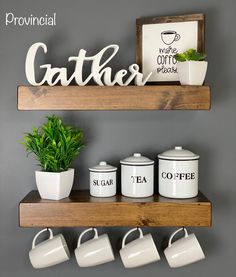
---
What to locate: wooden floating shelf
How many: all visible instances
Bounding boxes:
[17,85,211,110]
[19,190,212,227]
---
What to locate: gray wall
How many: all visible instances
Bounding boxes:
[0,0,235,276]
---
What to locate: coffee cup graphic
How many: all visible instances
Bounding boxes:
[161,30,180,45]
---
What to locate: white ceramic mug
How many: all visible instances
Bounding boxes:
[119,228,160,268]
[164,227,205,268]
[29,228,70,269]
[75,228,115,267]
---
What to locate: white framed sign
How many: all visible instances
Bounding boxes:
[136,14,205,83]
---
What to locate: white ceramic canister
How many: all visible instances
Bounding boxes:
[158,146,199,199]
[121,153,154,198]
[89,161,117,197]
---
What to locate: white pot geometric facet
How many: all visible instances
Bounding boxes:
[35,168,74,200]
[177,61,208,85]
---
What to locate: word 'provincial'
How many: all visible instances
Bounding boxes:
[25,42,152,86]
[5,13,56,26]
[161,172,195,180]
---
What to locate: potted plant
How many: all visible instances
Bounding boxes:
[22,115,85,200]
[175,49,207,85]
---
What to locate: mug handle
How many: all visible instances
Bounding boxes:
[32,228,53,249]
[122,228,143,249]
[175,33,181,41]
[168,227,188,248]
[77,228,98,247]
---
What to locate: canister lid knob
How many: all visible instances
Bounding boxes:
[158,146,199,160]
[99,161,107,166]
[89,161,117,172]
[120,153,154,165]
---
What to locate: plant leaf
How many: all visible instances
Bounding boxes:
[175,48,206,62]
[20,114,85,172]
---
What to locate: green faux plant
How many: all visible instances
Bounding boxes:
[175,49,206,62]
[22,115,85,172]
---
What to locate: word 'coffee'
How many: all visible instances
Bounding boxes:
[161,172,195,180]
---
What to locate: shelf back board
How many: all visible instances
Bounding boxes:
[19,190,212,227]
[17,85,211,110]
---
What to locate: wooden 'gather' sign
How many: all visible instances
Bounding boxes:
[25,42,152,86]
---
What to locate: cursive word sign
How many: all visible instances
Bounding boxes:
[25,42,152,86]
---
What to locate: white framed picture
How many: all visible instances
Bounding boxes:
[136,14,205,83]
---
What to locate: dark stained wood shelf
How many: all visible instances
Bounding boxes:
[17,85,211,110]
[19,190,212,227]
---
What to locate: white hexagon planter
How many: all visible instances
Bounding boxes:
[35,168,74,200]
[177,61,208,85]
